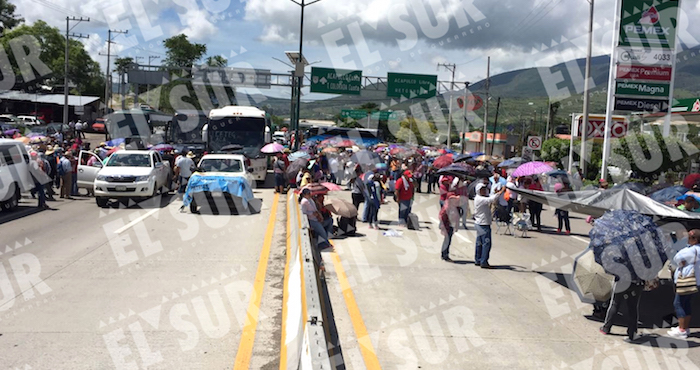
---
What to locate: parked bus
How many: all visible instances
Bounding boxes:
[169,110,208,156]
[104,108,172,148]
[202,106,270,183]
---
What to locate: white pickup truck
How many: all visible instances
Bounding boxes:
[77,150,172,207]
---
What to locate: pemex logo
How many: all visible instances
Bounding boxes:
[639,6,660,25]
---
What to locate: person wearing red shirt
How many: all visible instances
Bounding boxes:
[395,170,415,226]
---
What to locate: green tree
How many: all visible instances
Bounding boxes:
[205,55,227,67]
[358,102,379,112]
[162,34,206,68]
[0,0,22,33]
[0,20,103,95]
[113,57,134,75]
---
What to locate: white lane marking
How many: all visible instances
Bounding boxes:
[430,217,472,243]
[571,235,589,245]
[114,209,159,234]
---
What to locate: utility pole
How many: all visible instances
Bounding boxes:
[482,56,490,153]
[438,63,456,148]
[581,0,595,177]
[103,29,127,114]
[545,101,552,140]
[147,55,160,107]
[461,82,469,154]
[63,16,89,133]
[491,97,501,156]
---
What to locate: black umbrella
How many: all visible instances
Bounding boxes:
[286,158,308,181]
[437,164,476,179]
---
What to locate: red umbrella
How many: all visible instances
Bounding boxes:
[337,139,355,147]
[438,149,448,155]
[390,147,405,155]
[432,154,454,169]
[107,146,122,156]
[684,174,700,190]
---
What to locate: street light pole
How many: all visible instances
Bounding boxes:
[104,29,127,114]
[580,0,594,177]
[461,82,469,154]
[289,0,322,151]
[482,56,490,153]
[438,63,456,148]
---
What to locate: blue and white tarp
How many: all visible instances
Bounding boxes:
[182,174,254,209]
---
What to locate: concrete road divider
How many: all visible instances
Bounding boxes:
[281,192,335,369]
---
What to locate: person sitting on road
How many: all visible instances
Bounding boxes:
[678,196,700,213]
[299,188,331,250]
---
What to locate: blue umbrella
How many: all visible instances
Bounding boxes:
[289,151,310,161]
[547,170,569,177]
[590,210,672,282]
[650,185,688,203]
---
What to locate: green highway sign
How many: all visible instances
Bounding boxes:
[310,67,362,95]
[340,109,368,120]
[387,72,437,99]
[615,81,670,97]
[370,111,399,120]
[619,0,679,49]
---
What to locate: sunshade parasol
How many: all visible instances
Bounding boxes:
[286,158,308,180]
[498,157,525,168]
[303,182,329,195]
[432,154,454,169]
[649,185,688,204]
[323,147,338,154]
[289,151,310,161]
[152,143,174,151]
[261,142,285,154]
[320,182,343,192]
[683,173,700,190]
[337,139,355,147]
[327,198,358,218]
[590,209,672,282]
[512,162,554,177]
[573,248,615,303]
[437,163,476,179]
[475,155,501,164]
[14,136,30,144]
[547,170,569,177]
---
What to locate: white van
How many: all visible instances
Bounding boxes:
[17,115,44,126]
[0,139,33,211]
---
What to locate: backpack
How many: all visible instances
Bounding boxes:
[57,158,66,176]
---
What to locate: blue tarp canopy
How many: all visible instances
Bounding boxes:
[182,174,254,209]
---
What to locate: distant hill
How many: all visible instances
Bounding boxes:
[252,46,700,130]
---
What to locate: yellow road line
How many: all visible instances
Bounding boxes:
[279,197,291,370]
[329,247,383,370]
[298,202,308,328]
[234,192,280,369]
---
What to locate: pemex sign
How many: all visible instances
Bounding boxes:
[619,0,679,49]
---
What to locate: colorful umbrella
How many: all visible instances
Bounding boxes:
[29,135,48,144]
[322,147,338,154]
[107,146,123,156]
[303,182,329,195]
[337,139,355,147]
[512,161,554,177]
[683,173,700,190]
[320,182,343,192]
[152,143,174,151]
[432,154,454,169]
[590,210,672,282]
[14,136,30,144]
[390,147,405,156]
[376,143,388,147]
[261,142,285,154]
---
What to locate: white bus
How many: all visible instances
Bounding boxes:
[202,106,270,183]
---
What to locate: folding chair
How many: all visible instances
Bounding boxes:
[494,206,513,236]
[512,212,531,238]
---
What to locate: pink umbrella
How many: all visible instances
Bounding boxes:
[432,154,454,169]
[261,142,285,154]
[512,161,554,177]
[321,182,343,192]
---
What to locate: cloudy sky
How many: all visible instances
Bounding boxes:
[10,0,700,99]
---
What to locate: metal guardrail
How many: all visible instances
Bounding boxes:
[285,193,334,370]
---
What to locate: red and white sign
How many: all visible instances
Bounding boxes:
[527,136,542,150]
[576,114,629,139]
[457,95,483,111]
[616,65,672,81]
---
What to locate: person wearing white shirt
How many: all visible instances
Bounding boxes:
[473,183,505,268]
[668,230,700,339]
[176,152,196,194]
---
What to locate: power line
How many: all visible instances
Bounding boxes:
[509,0,556,35]
[519,0,565,34]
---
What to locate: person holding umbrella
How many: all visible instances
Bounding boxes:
[273,153,287,194]
[299,188,331,250]
[667,229,700,339]
[528,177,544,231]
[474,183,505,268]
